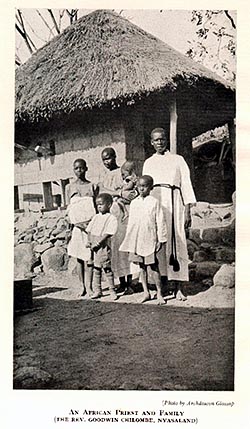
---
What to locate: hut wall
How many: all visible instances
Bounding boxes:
[15,111,126,209]
[124,108,145,175]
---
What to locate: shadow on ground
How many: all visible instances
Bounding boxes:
[14,296,234,391]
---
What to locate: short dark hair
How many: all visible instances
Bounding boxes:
[139,175,154,188]
[73,158,87,168]
[101,147,116,158]
[96,193,113,205]
[121,160,136,174]
[150,128,166,139]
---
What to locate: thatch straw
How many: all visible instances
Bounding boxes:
[15,9,234,124]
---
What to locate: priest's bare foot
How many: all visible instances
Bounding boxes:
[156,294,166,305]
[176,290,187,301]
[80,288,87,297]
[91,292,103,299]
[140,293,151,303]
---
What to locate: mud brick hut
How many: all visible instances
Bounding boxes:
[15,9,235,212]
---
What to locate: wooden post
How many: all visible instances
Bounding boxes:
[169,96,177,154]
[228,119,236,169]
[42,181,53,209]
[60,179,70,207]
[14,186,20,210]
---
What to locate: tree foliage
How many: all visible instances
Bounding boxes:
[186,10,236,83]
[15,9,80,66]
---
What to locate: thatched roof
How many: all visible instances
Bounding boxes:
[15,9,235,124]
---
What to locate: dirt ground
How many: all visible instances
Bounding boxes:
[14,272,234,391]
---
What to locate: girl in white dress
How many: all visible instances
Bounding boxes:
[66,159,97,297]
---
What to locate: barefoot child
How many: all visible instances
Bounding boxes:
[66,159,97,297]
[120,175,167,304]
[86,193,118,300]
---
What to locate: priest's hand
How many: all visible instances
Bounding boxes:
[156,242,162,253]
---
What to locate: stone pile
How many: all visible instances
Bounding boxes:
[188,197,235,288]
[14,198,235,289]
[14,210,71,279]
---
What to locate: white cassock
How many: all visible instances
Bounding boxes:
[143,151,196,281]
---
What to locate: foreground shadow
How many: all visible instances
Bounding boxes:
[14,296,234,391]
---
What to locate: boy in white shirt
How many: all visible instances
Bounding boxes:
[86,193,118,300]
[120,175,167,304]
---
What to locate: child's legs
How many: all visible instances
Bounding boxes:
[127,274,132,286]
[139,263,150,302]
[104,265,118,300]
[175,282,187,301]
[91,267,102,297]
[76,258,86,293]
[104,269,115,290]
[150,263,165,304]
[84,262,93,295]
[118,274,132,288]
[119,276,127,289]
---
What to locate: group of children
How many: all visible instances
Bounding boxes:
[66,156,168,304]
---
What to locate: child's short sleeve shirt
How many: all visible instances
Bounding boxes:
[86,213,118,237]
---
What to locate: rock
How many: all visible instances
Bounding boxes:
[232,191,236,206]
[188,267,196,281]
[188,229,203,246]
[13,366,53,389]
[36,236,47,244]
[17,231,26,241]
[201,228,222,244]
[54,239,67,247]
[193,250,211,262]
[34,242,54,254]
[21,232,34,243]
[188,262,197,269]
[202,278,213,287]
[37,218,48,229]
[16,216,39,236]
[14,243,39,279]
[41,247,68,273]
[51,231,67,240]
[51,225,66,236]
[33,228,45,240]
[220,220,235,246]
[44,229,52,238]
[33,265,43,274]
[213,264,235,288]
[51,218,67,236]
[67,256,78,275]
[194,261,221,280]
[201,221,235,246]
[200,242,212,251]
[211,246,235,263]
[44,218,59,229]
[187,239,199,259]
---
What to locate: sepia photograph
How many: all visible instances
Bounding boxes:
[13,7,237,394]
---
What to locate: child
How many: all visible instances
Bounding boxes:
[120,175,167,304]
[114,161,139,221]
[66,158,97,297]
[86,193,118,300]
